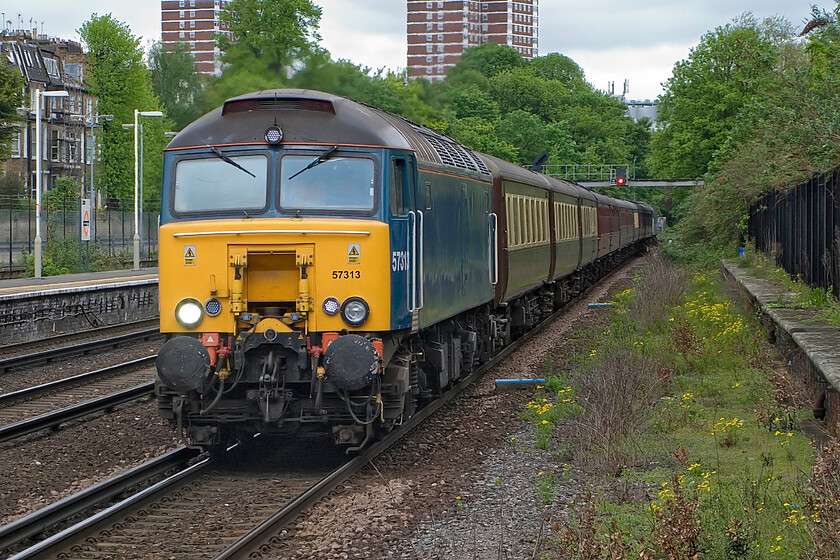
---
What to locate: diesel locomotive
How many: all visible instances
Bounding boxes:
[155,89,657,451]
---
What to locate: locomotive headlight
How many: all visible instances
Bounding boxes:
[175,298,204,328]
[322,297,340,316]
[264,125,283,145]
[340,297,369,327]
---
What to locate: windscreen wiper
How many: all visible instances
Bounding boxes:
[287,145,339,180]
[208,145,256,178]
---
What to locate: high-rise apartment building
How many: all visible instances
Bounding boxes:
[161,0,230,77]
[407,1,538,82]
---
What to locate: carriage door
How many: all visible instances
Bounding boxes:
[389,156,421,331]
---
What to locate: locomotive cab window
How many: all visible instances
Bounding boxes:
[390,158,409,216]
[173,153,268,214]
[279,153,376,213]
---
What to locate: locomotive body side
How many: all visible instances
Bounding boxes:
[414,164,494,330]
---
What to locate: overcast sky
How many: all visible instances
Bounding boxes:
[0,0,822,100]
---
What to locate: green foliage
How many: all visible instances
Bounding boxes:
[149,41,203,131]
[44,177,81,211]
[79,14,167,202]
[445,42,525,83]
[218,0,322,73]
[0,62,24,162]
[528,53,585,84]
[649,12,840,251]
[21,234,130,277]
[428,46,645,170]
[649,15,785,180]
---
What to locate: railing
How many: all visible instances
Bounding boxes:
[0,196,159,270]
[531,164,631,182]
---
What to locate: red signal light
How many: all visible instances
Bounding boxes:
[614,168,627,186]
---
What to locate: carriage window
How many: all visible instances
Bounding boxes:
[280,155,375,212]
[174,154,268,213]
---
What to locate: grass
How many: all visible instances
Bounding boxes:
[520,256,827,559]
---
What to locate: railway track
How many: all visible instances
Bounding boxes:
[6,440,344,559]
[0,447,200,556]
[0,321,160,374]
[2,261,641,559]
[0,357,156,443]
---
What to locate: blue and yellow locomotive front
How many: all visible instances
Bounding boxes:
[155,91,422,449]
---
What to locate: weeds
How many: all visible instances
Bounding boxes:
[571,352,665,473]
[804,439,840,557]
[630,253,689,327]
[536,471,557,505]
[524,255,819,558]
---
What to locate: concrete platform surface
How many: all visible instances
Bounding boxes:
[723,261,840,434]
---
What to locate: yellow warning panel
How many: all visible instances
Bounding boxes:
[184,245,197,266]
[348,243,361,264]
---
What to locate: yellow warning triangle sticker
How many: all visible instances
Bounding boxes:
[185,248,196,258]
[206,335,215,343]
[349,246,359,255]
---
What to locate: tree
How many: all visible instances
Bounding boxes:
[218,0,322,73]
[528,53,586,85]
[79,14,167,202]
[648,15,784,179]
[446,43,525,84]
[448,84,500,121]
[446,117,519,162]
[0,62,24,162]
[149,41,203,131]
[201,0,322,110]
[495,109,579,166]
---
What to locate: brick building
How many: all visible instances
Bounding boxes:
[407,0,539,82]
[1,29,98,198]
[161,0,231,77]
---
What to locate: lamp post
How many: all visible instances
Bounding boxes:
[129,109,163,270]
[34,88,69,278]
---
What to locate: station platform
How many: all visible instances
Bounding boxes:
[0,268,158,299]
[722,261,840,436]
[0,268,159,346]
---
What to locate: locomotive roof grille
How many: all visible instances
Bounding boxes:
[421,131,490,175]
[222,98,335,115]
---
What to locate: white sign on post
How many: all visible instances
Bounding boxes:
[81,199,91,241]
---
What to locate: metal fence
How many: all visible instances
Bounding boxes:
[0,196,159,270]
[534,164,632,182]
[749,167,840,297]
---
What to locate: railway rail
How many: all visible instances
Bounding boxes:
[0,357,156,443]
[0,447,200,556]
[1,258,640,559]
[0,321,160,374]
